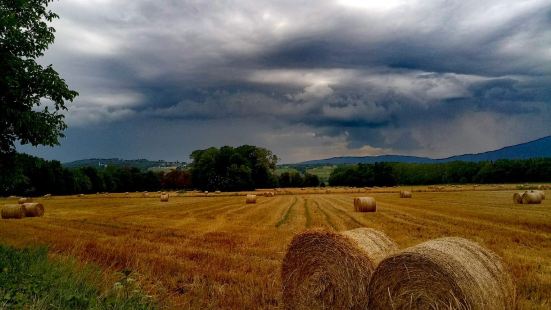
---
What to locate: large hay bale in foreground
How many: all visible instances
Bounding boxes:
[513,192,523,204]
[22,203,44,217]
[354,197,376,212]
[522,191,542,204]
[282,228,397,310]
[160,193,169,202]
[246,194,257,204]
[368,237,515,310]
[399,190,412,198]
[1,204,26,219]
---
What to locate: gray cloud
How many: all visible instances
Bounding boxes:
[21,0,551,162]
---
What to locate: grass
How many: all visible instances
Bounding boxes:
[305,165,336,184]
[0,245,154,309]
[0,185,550,309]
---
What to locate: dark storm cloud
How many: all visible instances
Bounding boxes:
[23,0,551,162]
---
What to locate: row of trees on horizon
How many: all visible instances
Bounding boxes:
[1,147,551,197]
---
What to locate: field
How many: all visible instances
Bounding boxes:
[1,186,550,309]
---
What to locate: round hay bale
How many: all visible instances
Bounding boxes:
[522,191,542,204]
[246,194,257,204]
[513,192,523,204]
[282,228,397,310]
[160,193,169,202]
[142,192,149,197]
[18,197,31,204]
[354,197,376,212]
[215,190,221,194]
[264,192,275,197]
[43,194,51,198]
[535,190,545,200]
[399,191,412,198]
[1,204,26,219]
[368,237,515,310]
[22,203,44,217]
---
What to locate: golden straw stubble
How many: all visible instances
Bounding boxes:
[368,237,515,310]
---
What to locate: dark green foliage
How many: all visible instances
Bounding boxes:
[0,153,191,196]
[276,172,320,188]
[1,0,78,154]
[329,159,551,186]
[0,245,154,309]
[190,145,278,191]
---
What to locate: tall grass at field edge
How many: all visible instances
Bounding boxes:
[0,245,155,309]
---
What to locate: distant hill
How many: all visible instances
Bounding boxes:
[294,135,551,166]
[63,158,186,170]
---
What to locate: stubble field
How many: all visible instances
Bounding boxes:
[1,186,550,309]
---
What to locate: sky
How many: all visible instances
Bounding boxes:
[18,0,551,163]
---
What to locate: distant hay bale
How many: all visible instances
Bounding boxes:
[522,191,542,204]
[1,204,26,219]
[160,193,169,202]
[368,237,515,310]
[22,203,44,217]
[43,194,51,198]
[215,190,221,194]
[399,190,412,198]
[264,192,275,197]
[246,194,257,204]
[354,197,376,212]
[281,228,397,310]
[513,192,523,204]
[142,192,149,197]
[325,189,331,194]
[18,197,31,204]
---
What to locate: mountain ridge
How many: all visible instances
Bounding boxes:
[294,135,551,166]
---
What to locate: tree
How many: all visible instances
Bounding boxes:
[1,0,78,155]
[189,145,278,191]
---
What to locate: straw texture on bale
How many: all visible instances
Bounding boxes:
[354,197,376,212]
[18,197,31,204]
[160,193,169,202]
[522,191,542,204]
[246,194,257,204]
[535,190,545,200]
[368,237,515,310]
[1,204,26,219]
[22,203,44,217]
[513,192,523,204]
[282,228,397,310]
[399,191,412,198]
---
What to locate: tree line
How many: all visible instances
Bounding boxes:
[3,150,550,197]
[0,153,191,196]
[0,146,320,196]
[328,159,551,187]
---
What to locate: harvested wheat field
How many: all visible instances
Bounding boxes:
[1,187,551,309]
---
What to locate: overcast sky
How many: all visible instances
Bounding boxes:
[18,0,551,163]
